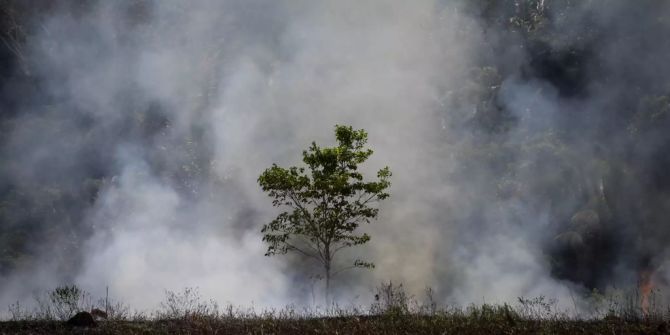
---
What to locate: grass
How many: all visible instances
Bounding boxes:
[1,311,668,334]
[1,283,669,334]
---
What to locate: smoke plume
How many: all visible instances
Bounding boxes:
[1,0,669,313]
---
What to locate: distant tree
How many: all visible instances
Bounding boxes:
[0,0,32,75]
[258,125,391,303]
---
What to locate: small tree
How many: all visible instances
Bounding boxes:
[258,125,391,303]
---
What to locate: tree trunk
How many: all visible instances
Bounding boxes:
[324,246,331,306]
[325,265,331,306]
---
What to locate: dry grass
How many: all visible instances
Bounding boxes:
[0,312,669,334]
[3,284,670,334]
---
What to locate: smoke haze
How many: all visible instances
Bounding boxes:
[1,0,669,314]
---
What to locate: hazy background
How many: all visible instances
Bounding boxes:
[1,0,669,313]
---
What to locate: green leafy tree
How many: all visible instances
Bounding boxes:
[258,125,391,302]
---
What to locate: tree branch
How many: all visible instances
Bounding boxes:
[285,241,323,263]
[331,265,358,277]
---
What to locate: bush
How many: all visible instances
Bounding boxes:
[517,296,556,319]
[157,287,219,319]
[370,281,410,316]
[33,285,92,320]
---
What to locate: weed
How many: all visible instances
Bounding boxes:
[157,287,219,319]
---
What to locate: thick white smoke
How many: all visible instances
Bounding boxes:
[6,0,664,314]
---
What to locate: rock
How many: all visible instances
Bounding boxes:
[91,308,108,320]
[66,311,97,328]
